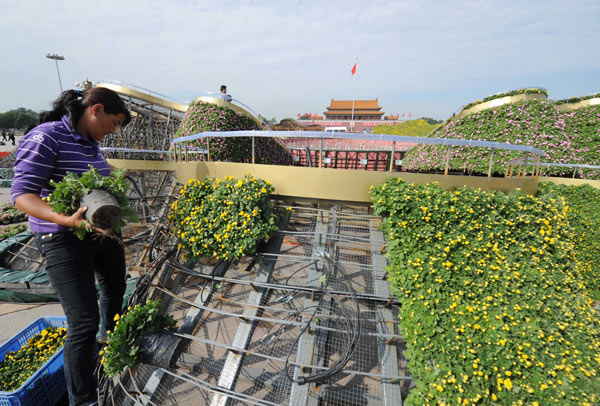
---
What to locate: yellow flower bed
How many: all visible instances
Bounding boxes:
[0,327,67,391]
[168,174,278,262]
[371,179,600,405]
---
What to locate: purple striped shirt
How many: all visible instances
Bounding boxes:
[11,115,111,233]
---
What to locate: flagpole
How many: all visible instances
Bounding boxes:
[351,58,357,132]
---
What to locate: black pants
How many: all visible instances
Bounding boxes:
[36,232,126,406]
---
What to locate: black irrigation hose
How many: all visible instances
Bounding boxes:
[284,253,361,385]
[127,246,178,308]
[147,225,166,262]
[125,174,150,218]
[167,251,362,385]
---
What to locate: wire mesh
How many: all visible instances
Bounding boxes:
[103,203,410,405]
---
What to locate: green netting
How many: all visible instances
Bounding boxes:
[0,277,139,305]
[0,229,140,306]
[0,289,58,303]
[0,268,50,284]
[122,277,138,308]
[0,230,33,253]
[0,167,12,179]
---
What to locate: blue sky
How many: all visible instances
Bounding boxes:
[1,0,599,121]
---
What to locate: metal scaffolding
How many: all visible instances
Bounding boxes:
[101,204,411,406]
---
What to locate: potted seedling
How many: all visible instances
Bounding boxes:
[100,301,177,376]
[46,166,137,239]
[80,189,122,231]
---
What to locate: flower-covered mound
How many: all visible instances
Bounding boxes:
[373,119,438,137]
[100,301,176,377]
[168,174,279,263]
[0,203,27,225]
[0,223,27,241]
[538,182,600,299]
[0,326,67,391]
[175,100,292,165]
[371,179,600,406]
[403,100,600,178]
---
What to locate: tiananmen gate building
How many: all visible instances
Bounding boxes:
[299,98,402,133]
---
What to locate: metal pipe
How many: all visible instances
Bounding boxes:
[388,141,396,172]
[207,137,211,162]
[46,53,64,93]
[521,153,529,178]
[319,137,323,168]
[444,147,452,176]
[487,150,495,178]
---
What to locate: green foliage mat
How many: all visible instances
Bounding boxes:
[371,179,600,405]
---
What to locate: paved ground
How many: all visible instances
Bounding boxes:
[0,134,65,345]
[0,131,22,153]
[0,303,65,343]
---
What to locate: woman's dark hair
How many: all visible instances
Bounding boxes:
[36,87,131,130]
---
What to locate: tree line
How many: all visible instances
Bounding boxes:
[0,108,38,130]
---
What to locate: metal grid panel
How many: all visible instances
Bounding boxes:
[102,203,410,406]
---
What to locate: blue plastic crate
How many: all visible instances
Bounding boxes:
[0,316,68,406]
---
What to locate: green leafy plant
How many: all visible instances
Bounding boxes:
[168,174,278,263]
[371,179,600,406]
[0,326,67,391]
[100,301,176,377]
[46,166,137,239]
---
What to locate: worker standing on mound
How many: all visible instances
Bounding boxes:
[220,84,232,102]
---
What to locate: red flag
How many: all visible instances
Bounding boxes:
[409,113,412,118]
[297,113,300,117]
[351,62,357,75]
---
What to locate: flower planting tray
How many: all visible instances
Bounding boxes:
[0,316,67,406]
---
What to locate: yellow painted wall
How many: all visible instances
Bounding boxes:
[110,160,539,203]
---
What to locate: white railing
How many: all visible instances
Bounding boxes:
[171,130,544,176]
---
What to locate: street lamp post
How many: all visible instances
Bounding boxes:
[46,53,65,93]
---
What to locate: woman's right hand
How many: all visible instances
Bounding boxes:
[68,206,110,235]
[64,206,89,229]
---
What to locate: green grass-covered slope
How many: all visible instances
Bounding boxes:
[371,179,600,406]
[175,100,291,165]
[403,100,600,178]
[373,119,438,137]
